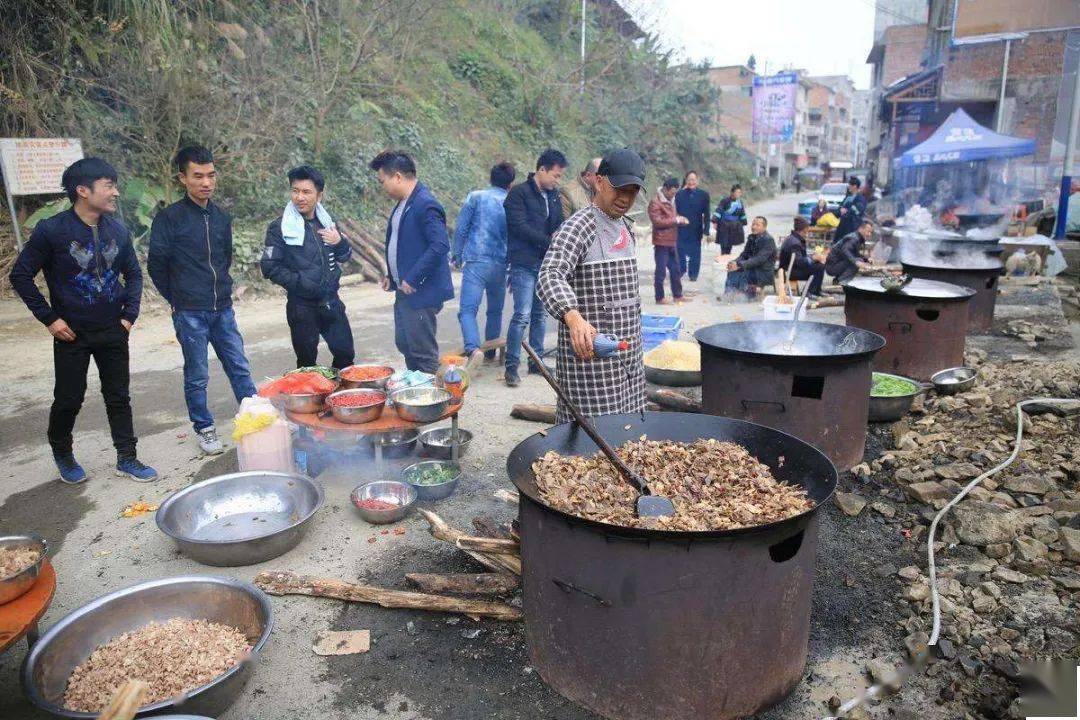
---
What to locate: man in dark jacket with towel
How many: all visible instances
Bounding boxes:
[10,158,157,483]
[724,216,777,300]
[778,216,826,298]
[261,165,355,369]
[370,150,454,374]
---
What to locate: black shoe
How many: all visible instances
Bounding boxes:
[505,370,521,388]
[527,361,551,375]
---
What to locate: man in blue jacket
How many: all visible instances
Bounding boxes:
[10,158,157,483]
[674,171,711,284]
[261,165,355,370]
[148,145,257,455]
[370,150,454,374]
[453,161,515,368]
[834,176,867,241]
[502,148,567,387]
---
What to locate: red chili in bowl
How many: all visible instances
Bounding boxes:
[329,391,385,408]
[355,498,399,511]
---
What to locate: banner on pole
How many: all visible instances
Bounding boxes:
[752,73,797,144]
[0,138,84,196]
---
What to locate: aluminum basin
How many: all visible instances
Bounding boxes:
[21,575,272,719]
[156,471,323,566]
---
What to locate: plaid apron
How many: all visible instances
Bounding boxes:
[537,207,646,424]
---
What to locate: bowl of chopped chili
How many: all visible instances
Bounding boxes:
[350,481,416,524]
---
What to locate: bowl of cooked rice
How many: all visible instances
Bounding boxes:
[643,340,702,387]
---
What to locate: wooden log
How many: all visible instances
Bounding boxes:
[646,388,702,413]
[404,572,519,596]
[510,403,557,424]
[455,536,520,555]
[253,571,523,621]
[417,509,521,575]
[472,517,510,539]
[809,296,844,309]
[494,489,520,505]
[96,679,148,720]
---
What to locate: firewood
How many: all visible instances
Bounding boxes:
[810,296,844,309]
[472,517,510,539]
[253,571,522,621]
[455,536,520,555]
[646,388,702,413]
[494,489,520,505]
[417,509,521,575]
[96,679,148,720]
[404,572,519,596]
[510,403,557,423]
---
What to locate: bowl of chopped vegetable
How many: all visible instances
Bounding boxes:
[868,372,923,422]
[327,389,386,424]
[402,460,462,501]
[339,364,395,390]
[350,481,416,524]
[391,388,454,424]
[930,366,976,395]
[0,533,48,604]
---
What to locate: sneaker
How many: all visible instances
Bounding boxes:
[465,349,485,372]
[53,454,87,484]
[197,426,224,455]
[116,457,159,482]
[656,298,672,305]
[504,370,521,388]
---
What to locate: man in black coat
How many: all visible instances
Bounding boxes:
[261,165,354,369]
[834,176,867,241]
[778,216,826,298]
[826,220,874,283]
[724,216,777,300]
[9,158,157,483]
[503,148,567,387]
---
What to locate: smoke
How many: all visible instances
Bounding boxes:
[701,320,870,357]
[896,237,1002,271]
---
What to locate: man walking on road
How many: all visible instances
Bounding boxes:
[674,171,710,286]
[559,157,600,219]
[11,158,158,483]
[149,145,258,455]
[261,165,355,370]
[648,177,687,304]
[371,150,454,374]
[453,161,515,368]
[503,148,567,388]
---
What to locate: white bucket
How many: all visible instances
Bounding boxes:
[711,256,731,297]
[762,295,808,322]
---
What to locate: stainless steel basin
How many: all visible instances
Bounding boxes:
[156,471,323,566]
[21,575,272,719]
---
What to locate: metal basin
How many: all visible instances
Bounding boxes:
[392,388,453,424]
[403,460,462,501]
[644,365,701,387]
[0,533,48,605]
[339,365,395,390]
[156,471,324,566]
[351,481,416,524]
[418,427,473,460]
[327,389,386,424]
[366,429,419,458]
[931,366,976,395]
[21,575,272,719]
[868,372,923,423]
[276,390,333,414]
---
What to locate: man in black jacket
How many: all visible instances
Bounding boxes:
[9,158,157,483]
[261,166,354,369]
[502,148,567,387]
[148,145,257,455]
[724,216,777,300]
[826,219,873,283]
[778,216,826,298]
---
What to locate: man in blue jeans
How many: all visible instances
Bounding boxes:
[453,161,515,369]
[503,148,567,387]
[149,145,258,455]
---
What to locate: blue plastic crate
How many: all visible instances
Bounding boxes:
[641,314,683,351]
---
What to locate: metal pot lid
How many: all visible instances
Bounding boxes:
[843,276,976,300]
[694,320,885,360]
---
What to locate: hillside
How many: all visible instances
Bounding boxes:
[0,0,758,277]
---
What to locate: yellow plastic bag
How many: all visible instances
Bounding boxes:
[232,412,277,441]
[816,212,840,228]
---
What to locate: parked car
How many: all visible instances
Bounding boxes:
[797,182,848,219]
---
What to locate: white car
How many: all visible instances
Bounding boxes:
[810,182,849,210]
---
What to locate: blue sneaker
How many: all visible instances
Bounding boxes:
[115,457,159,483]
[54,454,87,484]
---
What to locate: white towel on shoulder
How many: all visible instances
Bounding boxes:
[282,202,334,247]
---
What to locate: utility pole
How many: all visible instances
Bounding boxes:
[994,38,1012,133]
[1054,47,1080,240]
[579,0,586,95]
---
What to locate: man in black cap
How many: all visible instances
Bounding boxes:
[537,148,646,423]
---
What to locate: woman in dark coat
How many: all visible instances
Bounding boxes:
[810,197,830,226]
[711,184,747,254]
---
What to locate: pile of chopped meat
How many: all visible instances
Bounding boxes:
[63,618,251,713]
[0,546,40,579]
[532,438,812,531]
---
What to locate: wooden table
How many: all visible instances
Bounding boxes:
[287,401,463,461]
[0,560,56,654]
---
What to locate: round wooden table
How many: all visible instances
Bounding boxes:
[0,560,56,654]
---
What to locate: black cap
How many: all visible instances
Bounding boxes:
[597,148,646,190]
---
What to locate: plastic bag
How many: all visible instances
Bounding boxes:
[816,212,840,228]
